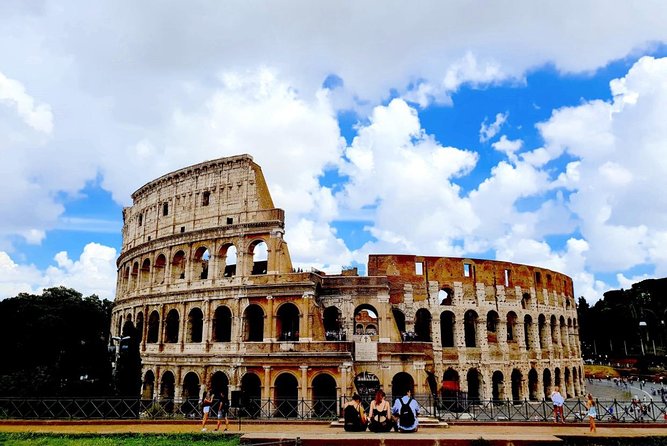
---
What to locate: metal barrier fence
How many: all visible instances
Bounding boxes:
[1,396,665,423]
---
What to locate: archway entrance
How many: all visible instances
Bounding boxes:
[312,374,337,417]
[492,371,505,402]
[241,373,262,418]
[391,372,414,402]
[274,373,299,418]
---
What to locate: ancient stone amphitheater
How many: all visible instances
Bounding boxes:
[111,154,584,413]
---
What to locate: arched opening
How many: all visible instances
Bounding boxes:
[142,370,155,399]
[521,293,531,310]
[274,373,299,418]
[193,247,210,280]
[312,374,337,417]
[171,251,186,281]
[492,371,505,402]
[538,314,547,349]
[160,371,175,413]
[439,287,453,305]
[466,368,481,403]
[323,306,343,340]
[464,310,478,347]
[219,244,237,278]
[154,254,166,284]
[250,240,268,275]
[392,308,406,336]
[506,311,518,342]
[211,371,229,400]
[243,304,264,342]
[182,372,201,415]
[136,312,144,343]
[165,309,179,343]
[131,262,139,289]
[277,303,300,341]
[354,305,379,337]
[213,306,232,342]
[523,315,533,350]
[440,311,455,347]
[391,372,414,402]
[140,259,151,286]
[543,369,552,398]
[528,368,539,401]
[564,367,572,398]
[187,308,203,343]
[147,310,159,343]
[240,373,262,418]
[486,310,499,344]
[354,371,380,399]
[414,308,432,342]
[511,369,523,403]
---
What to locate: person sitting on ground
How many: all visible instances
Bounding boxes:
[392,388,420,433]
[368,389,393,432]
[343,393,368,432]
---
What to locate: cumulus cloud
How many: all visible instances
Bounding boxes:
[0,243,117,300]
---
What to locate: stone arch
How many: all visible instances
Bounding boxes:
[440,311,455,347]
[391,372,414,402]
[165,309,179,343]
[528,368,539,401]
[193,246,210,280]
[147,310,160,343]
[439,287,453,305]
[506,311,518,342]
[219,244,237,278]
[274,372,299,418]
[140,258,151,286]
[543,368,552,398]
[464,310,479,347]
[323,306,343,340]
[213,306,233,342]
[243,304,264,342]
[171,250,186,281]
[210,370,229,399]
[142,370,155,399]
[511,368,523,402]
[312,373,337,417]
[277,302,300,341]
[249,239,268,275]
[492,371,505,402]
[414,308,432,342]
[187,307,203,343]
[466,368,482,403]
[354,304,379,336]
[154,254,166,284]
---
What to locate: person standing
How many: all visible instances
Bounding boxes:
[200,391,213,431]
[368,390,393,432]
[214,392,230,432]
[392,388,420,433]
[586,393,597,433]
[551,386,565,423]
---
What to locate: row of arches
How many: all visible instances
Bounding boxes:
[119,240,269,292]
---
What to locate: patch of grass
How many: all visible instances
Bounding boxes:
[0,433,240,446]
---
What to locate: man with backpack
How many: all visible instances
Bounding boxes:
[392,388,420,433]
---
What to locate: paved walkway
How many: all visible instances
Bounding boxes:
[2,419,667,444]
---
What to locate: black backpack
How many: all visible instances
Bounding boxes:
[399,397,415,426]
[344,403,362,428]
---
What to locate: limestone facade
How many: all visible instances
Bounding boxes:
[111,154,584,407]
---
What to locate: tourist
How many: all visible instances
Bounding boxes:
[551,386,565,423]
[368,389,393,432]
[214,393,230,432]
[586,393,597,433]
[201,391,213,431]
[343,393,368,432]
[392,388,420,433]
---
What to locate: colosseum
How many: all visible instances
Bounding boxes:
[111,154,584,415]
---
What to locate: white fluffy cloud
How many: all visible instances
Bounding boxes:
[0,243,117,300]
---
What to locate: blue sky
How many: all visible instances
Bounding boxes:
[2,2,667,301]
